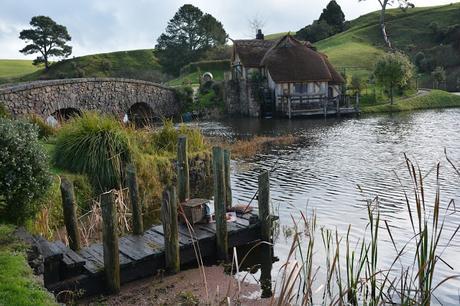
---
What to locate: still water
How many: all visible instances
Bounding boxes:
[193,108,460,304]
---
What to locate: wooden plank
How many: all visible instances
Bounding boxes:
[152,226,191,245]
[143,231,166,248]
[54,241,85,268]
[79,248,103,274]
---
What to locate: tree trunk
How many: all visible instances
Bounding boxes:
[380,3,392,49]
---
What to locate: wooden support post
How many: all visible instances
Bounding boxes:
[287,97,292,119]
[177,135,190,203]
[223,149,232,210]
[60,176,81,251]
[213,146,228,261]
[101,191,120,294]
[161,186,180,273]
[126,163,143,235]
[355,92,360,111]
[258,171,271,242]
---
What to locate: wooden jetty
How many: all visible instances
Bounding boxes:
[37,209,262,298]
[34,138,275,300]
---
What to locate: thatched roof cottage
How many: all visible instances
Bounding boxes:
[226,31,354,118]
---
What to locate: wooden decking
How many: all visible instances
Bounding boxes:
[277,94,360,118]
[38,211,263,298]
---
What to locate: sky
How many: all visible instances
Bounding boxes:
[0,0,458,59]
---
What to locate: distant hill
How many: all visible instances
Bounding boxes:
[0,59,40,79]
[314,3,460,89]
[0,49,164,84]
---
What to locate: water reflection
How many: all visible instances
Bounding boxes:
[190,108,460,303]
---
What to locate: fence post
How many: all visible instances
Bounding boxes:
[224,149,232,210]
[60,176,81,251]
[258,171,271,242]
[126,163,143,235]
[101,191,120,294]
[161,186,180,273]
[213,146,228,261]
[177,135,190,203]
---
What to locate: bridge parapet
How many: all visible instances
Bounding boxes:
[0,78,179,119]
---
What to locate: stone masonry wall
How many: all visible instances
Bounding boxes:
[224,79,260,117]
[0,78,179,119]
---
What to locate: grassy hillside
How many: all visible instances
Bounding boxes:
[0,60,41,78]
[315,2,460,82]
[0,49,164,84]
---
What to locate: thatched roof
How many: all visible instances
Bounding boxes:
[232,39,275,67]
[233,34,344,84]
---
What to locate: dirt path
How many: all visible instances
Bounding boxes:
[80,265,270,305]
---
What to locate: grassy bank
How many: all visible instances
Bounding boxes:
[361,90,460,113]
[0,224,57,305]
[0,59,41,79]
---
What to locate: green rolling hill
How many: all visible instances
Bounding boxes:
[1,2,459,88]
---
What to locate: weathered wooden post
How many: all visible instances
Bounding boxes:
[258,171,271,242]
[213,146,228,261]
[223,149,232,210]
[101,191,120,293]
[177,135,190,203]
[161,186,180,273]
[126,163,143,235]
[258,170,273,297]
[60,176,81,251]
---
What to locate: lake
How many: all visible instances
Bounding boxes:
[193,108,460,304]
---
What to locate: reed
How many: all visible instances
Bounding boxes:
[268,156,460,305]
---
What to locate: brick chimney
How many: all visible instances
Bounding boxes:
[256,29,264,40]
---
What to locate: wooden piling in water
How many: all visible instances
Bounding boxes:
[258,171,271,242]
[60,176,81,251]
[177,135,190,203]
[224,149,232,210]
[213,146,228,261]
[101,190,120,294]
[126,163,143,235]
[161,186,180,273]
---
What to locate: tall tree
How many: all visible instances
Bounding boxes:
[19,16,72,70]
[374,51,414,104]
[319,0,346,31]
[359,0,414,48]
[155,5,227,76]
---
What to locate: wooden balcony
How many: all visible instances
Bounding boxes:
[276,94,359,118]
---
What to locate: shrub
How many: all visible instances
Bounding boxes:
[53,112,133,193]
[0,104,10,118]
[174,86,194,112]
[152,120,206,155]
[26,114,57,139]
[0,118,52,224]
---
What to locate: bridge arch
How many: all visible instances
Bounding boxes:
[126,102,159,127]
[0,78,179,120]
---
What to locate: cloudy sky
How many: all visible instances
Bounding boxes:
[0,0,457,59]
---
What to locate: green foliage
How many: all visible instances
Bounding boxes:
[0,119,51,224]
[174,86,194,112]
[0,104,10,118]
[19,16,72,70]
[350,74,364,94]
[26,114,56,139]
[374,51,414,103]
[319,0,346,31]
[155,4,227,75]
[152,120,206,155]
[0,224,57,306]
[180,59,230,76]
[53,112,133,193]
[431,66,446,88]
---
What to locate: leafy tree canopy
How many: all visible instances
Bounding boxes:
[155,4,227,76]
[374,51,414,103]
[19,16,72,70]
[319,0,346,31]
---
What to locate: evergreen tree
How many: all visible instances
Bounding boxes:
[319,0,346,31]
[19,16,72,70]
[155,5,227,76]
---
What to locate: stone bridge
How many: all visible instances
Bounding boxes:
[0,78,179,122]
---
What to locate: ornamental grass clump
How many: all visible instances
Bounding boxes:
[152,119,206,155]
[53,112,133,193]
[0,118,51,224]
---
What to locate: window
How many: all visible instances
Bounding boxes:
[294,83,308,94]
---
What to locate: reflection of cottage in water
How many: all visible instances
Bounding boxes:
[225,31,359,118]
